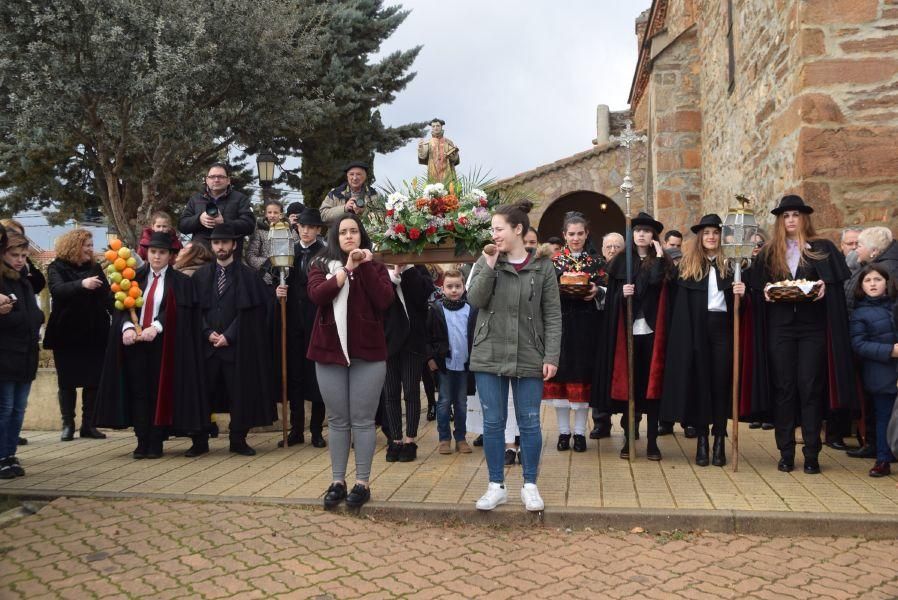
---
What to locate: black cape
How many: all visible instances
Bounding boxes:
[660,266,737,427]
[194,260,277,430]
[95,266,208,431]
[746,238,855,414]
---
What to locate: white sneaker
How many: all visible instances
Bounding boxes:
[521,483,545,512]
[475,482,508,510]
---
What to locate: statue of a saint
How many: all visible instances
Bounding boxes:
[417,118,460,182]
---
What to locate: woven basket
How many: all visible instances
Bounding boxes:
[767,281,823,303]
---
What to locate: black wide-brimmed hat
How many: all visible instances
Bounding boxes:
[298,208,326,228]
[631,211,663,235]
[146,231,177,251]
[690,213,723,234]
[209,223,241,240]
[285,201,305,217]
[771,194,814,216]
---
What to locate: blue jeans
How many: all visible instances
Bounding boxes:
[872,392,897,464]
[475,373,543,485]
[437,370,468,442]
[0,381,31,458]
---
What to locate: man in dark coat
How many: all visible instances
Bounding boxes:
[190,223,276,456]
[178,163,255,256]
[275,208,327,448]
[95,233,207,458]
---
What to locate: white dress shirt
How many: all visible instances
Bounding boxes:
[707,263,727,312]
[123,265,167,333]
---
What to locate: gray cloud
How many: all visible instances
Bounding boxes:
[373,1,647,188]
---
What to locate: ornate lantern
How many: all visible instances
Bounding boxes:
[722,194,758,280]
[267,221,295,277]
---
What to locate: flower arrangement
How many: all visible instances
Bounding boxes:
[367,178,497,257]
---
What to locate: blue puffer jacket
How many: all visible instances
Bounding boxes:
[850,295,898,394]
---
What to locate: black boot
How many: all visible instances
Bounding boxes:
[59,389,76,441]
[695,436,710,467]
[79,387,106,439]
[278,412,304,448]
[711,436,726,467]
[557,433,571,451]
[426,403,436,422]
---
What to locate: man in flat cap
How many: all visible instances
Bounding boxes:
[320,162,378,223]
[418,118,460,182]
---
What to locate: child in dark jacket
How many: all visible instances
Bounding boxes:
[137,211,182,264]
[849,264,898,478]
[426,269,478,454]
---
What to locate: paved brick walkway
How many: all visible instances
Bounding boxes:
[2,496,898,599]
[3,408,898,515]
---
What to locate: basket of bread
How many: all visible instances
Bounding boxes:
[559,271,592,297]
[765,279,823,302]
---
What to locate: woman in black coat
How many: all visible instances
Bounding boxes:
[43,229,112,441]
[0,232,44,478]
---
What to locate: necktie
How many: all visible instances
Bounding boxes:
[142,273,160,330]
[217,265,226,296]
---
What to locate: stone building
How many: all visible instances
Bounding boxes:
[498,0,897,240]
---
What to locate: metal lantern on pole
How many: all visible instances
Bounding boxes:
[610,120,647,462]
[268,221,295,448]
[256,152,278,188]
[721,194,758,472]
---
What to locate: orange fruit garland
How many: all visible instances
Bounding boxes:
[111,283,121,293]
[123,296,135,309]
[113,258,127,271]
[122,267,136,281]
[109,239,123,251]
[128,286,141,299]
[104,250,118,262]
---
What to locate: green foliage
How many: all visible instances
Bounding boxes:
[0,0,328,243]
[268,0,427,207]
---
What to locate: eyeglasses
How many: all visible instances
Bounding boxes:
[206,175,229,180]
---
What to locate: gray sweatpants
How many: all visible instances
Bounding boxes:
[315,359,386,483]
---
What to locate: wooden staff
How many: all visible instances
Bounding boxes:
[625,219,636,462]
[280,270,289,449]
[731,261,743,471]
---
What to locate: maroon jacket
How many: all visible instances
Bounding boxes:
[137,227,183,263]
[306,260,394,366]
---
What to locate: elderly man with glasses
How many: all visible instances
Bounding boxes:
[179,163,256,255]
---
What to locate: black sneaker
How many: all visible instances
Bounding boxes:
[426,404,436,421]
[17,437,27,446]
[0,463,13,479]
[504,448,517,466]
[7,457,24,477]
[323,482,347,509]
[386,441,403,462]
[345,483,371,508]
[572,435,587,452]
[473,435,484,447]
[398,442,418,462]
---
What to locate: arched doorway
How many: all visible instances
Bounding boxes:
[537,191,625,250]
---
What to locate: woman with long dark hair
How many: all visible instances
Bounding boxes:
[748,195,853,474]
[467,200,561,511]
[44,229,112,441]
[593,212,672,461]
[661,214,745,467]
[305,214,393,509]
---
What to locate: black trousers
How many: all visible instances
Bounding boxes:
[768,321,825,461]
[381,350,425,440]
[286,340,325,435]
[698,312,730,438]
[620,334,659,445]
[123,339,164,442]
[201,355,247,443]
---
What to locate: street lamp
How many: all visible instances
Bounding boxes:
[721,194,758,473]
[257,151,278,188]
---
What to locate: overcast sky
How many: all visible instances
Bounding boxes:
[372,1,648,188]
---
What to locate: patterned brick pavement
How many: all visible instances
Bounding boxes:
[3,408,898,515]
[2,496,898,599]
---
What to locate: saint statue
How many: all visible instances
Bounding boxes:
[417,118,460,182]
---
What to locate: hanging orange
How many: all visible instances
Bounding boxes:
[110,283,121,293]
[104,250,118,262]
[109,239,123,251]
[123,296,135,309]
[113,258,127,271]
[128,286,141,299]
[122,268,136,281]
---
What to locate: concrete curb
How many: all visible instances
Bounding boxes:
[4,488,898,539]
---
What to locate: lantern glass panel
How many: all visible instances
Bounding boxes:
[257,153,277,186]
[268,226,295,268]
[722,211,758,260]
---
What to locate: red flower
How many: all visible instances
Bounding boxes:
[458,216,468,226]
[479,198,488,207]
[425,226,437,236]
[445,222,455,231]
[386,209,394,217]
[394,223,406,234]
[409,228,421,240]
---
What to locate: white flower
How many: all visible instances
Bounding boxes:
[423,183,446,199]
[386,191,409,211]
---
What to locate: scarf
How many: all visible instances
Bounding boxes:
[325,260,351,365]
[442,297,466,311]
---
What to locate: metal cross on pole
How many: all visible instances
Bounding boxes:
[610,120,647,462]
